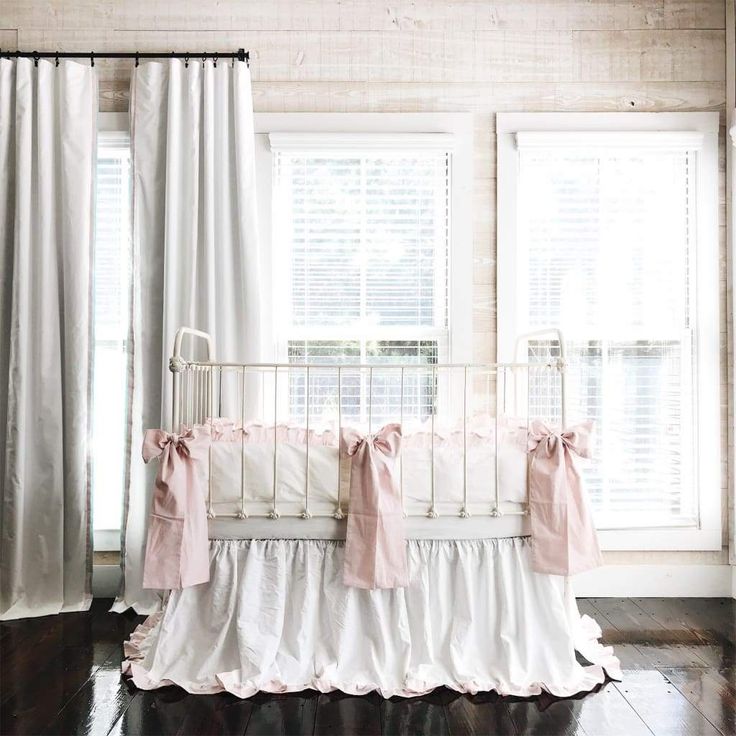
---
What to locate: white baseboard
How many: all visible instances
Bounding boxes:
[93,565,122,598]
[94,563,734,600]
[574,564,733,597]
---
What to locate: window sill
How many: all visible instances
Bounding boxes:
[94,529,121,552]
[598,526,721,551]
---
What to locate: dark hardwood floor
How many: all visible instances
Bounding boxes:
[0,598,733,736]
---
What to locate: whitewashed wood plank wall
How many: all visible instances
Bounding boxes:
[1,0,729,564]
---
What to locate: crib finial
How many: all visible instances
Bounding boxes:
[169,355,187,373]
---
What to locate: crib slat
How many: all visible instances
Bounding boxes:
[399,366,404,516]
[206,368,216,519]
[367,366,373,435]
[269,366,280,519]
[334,366,344,520]
[428,365,437,519]
[303,366,311,519]
[461,366,469,518]
[492,368,501,517]
[238,367,247,519]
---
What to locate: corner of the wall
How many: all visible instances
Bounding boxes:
[93,565,122,599]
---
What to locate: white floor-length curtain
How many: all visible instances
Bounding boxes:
[0,58,97,619]
[113,59,262,613]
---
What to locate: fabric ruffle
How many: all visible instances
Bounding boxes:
[123,538,620,699]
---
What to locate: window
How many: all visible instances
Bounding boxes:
[92,114,132,549]
[498,113,720,550]
[258,116,473,424]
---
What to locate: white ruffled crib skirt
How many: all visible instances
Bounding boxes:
[123,537,620,699]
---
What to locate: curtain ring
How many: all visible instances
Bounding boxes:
[33,51,39,67]
[213,52,218,68]
[90,51,94,67]
[184,53,190,68]
[201,52,206,68]
[55,52,59,67]
[134,52,139,68]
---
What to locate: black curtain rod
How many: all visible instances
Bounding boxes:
[0,49,249,67]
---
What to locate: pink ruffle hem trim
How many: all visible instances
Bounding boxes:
[122,611,621,700]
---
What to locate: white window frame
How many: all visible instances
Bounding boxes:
[497,112,721,551]
[93,111,131,552]
[254,113,474,365]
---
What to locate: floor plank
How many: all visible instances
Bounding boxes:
[2,598,735,736]
[562,682,652,736]
[381,695,451,736]
[0,602,133,736]
[313,691,382,736]
[173,692,255,736]
[108,688,193,736]
[613,670,722,736]
[244,692,318,736]
[444,693,517,736]
[583,600,658,670]
[506,693,587,736]
[589,599,712,669]
[660,668,736,736]
[40,646,137,736]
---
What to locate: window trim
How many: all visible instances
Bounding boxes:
[497,112,721,551]
[254,113,474,365]
[93,111,131,552]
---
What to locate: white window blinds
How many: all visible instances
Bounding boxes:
[272,138,451,422]
[518,143,698,529]
[92,133,131,533]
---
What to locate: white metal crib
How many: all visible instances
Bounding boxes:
[168,326,568,538]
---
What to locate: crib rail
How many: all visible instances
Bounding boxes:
[169,327,567,522]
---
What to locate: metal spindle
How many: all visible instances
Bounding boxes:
[460,366,469,518]
[206,367,210,422]
[492,368,501,517]
[187,370,193,428]
[217,365,223,423]
[367,366,373,435]
[399,367,405,516]
[269,366,280,519]
[206,368,217,519]
[238,366,247,519]
[192,367,197,425]
[302,366,311,519]
[334,366,344,519]
[198,367,203,423]
[428,365,438,518]
[525,365,531,515]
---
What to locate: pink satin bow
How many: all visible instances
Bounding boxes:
[527,419,602,576]
[141,427,211,590]
[341,423,408,589]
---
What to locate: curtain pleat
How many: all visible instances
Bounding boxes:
[113,59,262,613]
[0,58,97,620]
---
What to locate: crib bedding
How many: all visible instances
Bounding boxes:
[200,416,529,516]
[125,404,617,699]
[123,537,620,699]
